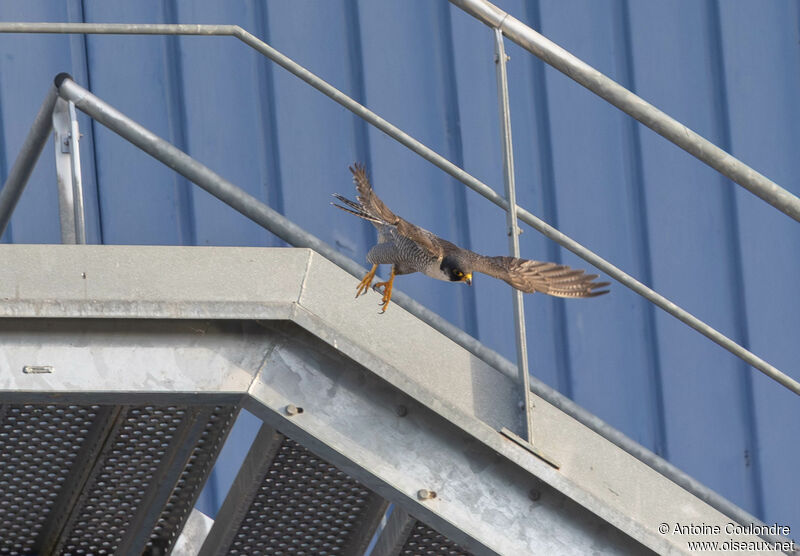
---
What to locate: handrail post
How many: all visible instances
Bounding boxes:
[0,83,59,238]
[52,97,87,244]
[494,29,534,443]
[69,101,87,243]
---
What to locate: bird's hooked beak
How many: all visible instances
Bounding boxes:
[464,273,472,286]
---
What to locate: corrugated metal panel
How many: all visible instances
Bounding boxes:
[717,0,800,530]
[0,0,797,536]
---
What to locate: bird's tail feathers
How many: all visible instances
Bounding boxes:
[331,194,382,224]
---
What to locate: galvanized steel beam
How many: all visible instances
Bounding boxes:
[242,325,649,555]
[0,245,785,553]
[172,509,215,555]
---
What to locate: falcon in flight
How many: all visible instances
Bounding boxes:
[333,163,609,313]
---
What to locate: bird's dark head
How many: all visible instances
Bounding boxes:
[441,255,472,285]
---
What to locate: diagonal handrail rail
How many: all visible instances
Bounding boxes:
[0,22,797,397]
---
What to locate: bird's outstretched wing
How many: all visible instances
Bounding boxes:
[333,163,443,258]
[471,255,609,298]
[349,163,398,225]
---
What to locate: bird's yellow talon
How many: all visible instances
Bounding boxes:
[374,267,395,313]
[356,264,378,298]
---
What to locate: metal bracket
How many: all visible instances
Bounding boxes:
[500,427,560,469]
[59,133,71,153]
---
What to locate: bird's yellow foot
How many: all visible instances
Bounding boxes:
[356,264,378,298]
[373,266,396,313]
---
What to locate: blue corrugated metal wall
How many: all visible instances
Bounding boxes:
[1,0,798,535]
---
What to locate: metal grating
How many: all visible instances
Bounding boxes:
[400,521,472,556]
[0,402,236,555]
[147,405,238,553]
[57,405,186,554]
[0,404,100,556]
[227,436,376,555]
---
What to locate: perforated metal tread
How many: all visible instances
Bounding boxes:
[0,404,100,555]
[199,422,478,556]
[368,505,473,556]
[399,521,472,556]
[0,402,236,556]
[223,435,386,555]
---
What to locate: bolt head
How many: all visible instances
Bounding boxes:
[417,489,437,500]
[285,404,304,416]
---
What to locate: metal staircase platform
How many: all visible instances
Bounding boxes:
[0,245,773,555]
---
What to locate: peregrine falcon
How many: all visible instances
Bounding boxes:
[333,163,609,313]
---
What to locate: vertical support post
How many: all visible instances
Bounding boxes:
[494,28,534,443]
[68,101,87,244]
[0,84,59,238]
[52,97,86,244]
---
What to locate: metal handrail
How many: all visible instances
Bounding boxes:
[0,85,58,236]
[450,0,800,223]
[0,20,795,545]
[2,20,795,396]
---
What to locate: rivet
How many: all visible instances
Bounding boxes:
[529,488,541,501]
[396,405,408,417]
[285,404,304,416]
[417,489,437,500]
